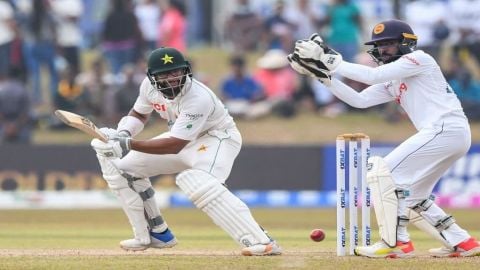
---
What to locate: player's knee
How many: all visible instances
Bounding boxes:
[176,169,227,208]
[130,178,153,193]
[104,174,130,190]
[366,156,391,183]
[406,194,435,212]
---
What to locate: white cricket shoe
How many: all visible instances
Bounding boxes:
[120,238,151,251]
[241,241,282,256]
[149,229,177,249]
[120,228,177,251]
[429,237,480,257]
[354,240,415,258]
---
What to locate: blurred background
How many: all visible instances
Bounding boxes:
[0,0,479,210]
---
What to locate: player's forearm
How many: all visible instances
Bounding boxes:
[130,137,189,155]
[337,61,398,85]
[329,79,371,108]
[117,110,148,137]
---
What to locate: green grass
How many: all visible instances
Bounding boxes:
[1,209,479,269]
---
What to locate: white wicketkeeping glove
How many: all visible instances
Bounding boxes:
[287,53,332,86]
[294,33,343,72]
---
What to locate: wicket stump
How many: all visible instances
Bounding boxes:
[336,133,371,256]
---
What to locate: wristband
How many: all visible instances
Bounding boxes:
[117,116,144,137]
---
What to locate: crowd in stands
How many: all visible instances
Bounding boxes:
[0,0,480,144]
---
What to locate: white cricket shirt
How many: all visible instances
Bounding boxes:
[133,77,236,141]
[333,50,466,130]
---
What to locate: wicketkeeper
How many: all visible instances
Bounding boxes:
[90,47,281,256]
[288,19,480,258]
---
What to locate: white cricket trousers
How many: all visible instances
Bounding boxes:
[385,113,471,245]
[112,128,242,182]
[385,113,471,201]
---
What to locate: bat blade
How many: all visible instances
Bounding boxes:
[54,110,108,142]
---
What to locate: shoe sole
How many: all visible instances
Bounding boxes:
[149,240,178,249]
[241,250,282,256]
[431,247,480,258]
[241,244,282,256]
[120,244,149,251]
[354,249,415,258]
[430,242,480,258]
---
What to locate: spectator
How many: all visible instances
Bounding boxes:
[447,63,480,121]
[404,0,448,59]
[223,0,263,53]
[101,0,142,75]
[22,0,59,104]
[78,0,109,49]
[254,49,297,118]
[0,0,15,79]
[324,0,362,62]
[294,76,342,116]
[446,0,480,63]
[262,0,296,52]
[113,64,143,122]
[157,0,187,52]
[8,7,27,83]
[76,57,116,124]
[53,67,91,120]
[134,0,161,53]
[0,68,34,143]
[220,55,270,120]
[51,0,84,74]
[284,0,324,40]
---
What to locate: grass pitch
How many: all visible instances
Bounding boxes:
[0,208,479,269]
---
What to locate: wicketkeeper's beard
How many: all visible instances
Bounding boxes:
[368,48,401,65]
[381,53,401,64]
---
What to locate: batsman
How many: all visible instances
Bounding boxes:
[288,20,480,258]
[90,47,281,256]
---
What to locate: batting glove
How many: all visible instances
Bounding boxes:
[108,133,131,158]
[99,127,118,139]
[92,129,131,159]
[100,127,131,140]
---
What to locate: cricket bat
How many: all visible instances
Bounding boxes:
[54,110,108,142]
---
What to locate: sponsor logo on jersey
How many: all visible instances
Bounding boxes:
[153,103,166,111]
[184,113,203,121]
[395,83,408,104]
[197,144,208,152]
[402,55,420,65]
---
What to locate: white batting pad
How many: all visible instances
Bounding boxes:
[131,178,168,232]
[176,169,271,247]
[367,156,398,247]
[408,209,451,248]
[95,154,150,244]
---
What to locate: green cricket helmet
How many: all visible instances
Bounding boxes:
[146,47,192,99]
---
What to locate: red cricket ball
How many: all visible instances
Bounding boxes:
[310,228,325,242]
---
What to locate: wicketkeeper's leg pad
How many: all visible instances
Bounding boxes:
[407,196,467,247]
[367,156,399,247]
[176,169,271,247]
[407,207,451,248]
